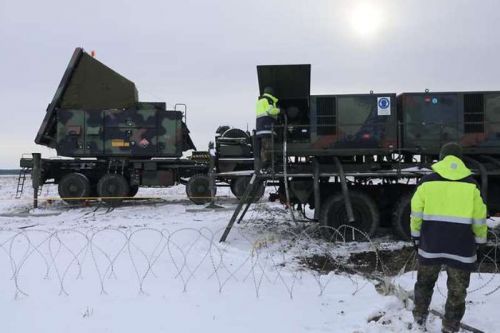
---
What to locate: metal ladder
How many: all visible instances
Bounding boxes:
[15,167,31,198]
[219,172,263,242]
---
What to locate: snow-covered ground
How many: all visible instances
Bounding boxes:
[0,175,499,333]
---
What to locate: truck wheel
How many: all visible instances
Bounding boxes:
[230,177,265,202]
[58,173,91,204]
[186,174,214,205]
[392,194,412,241]
[128,185,139,197]
[97,174,130,203]
[319,190,379,241]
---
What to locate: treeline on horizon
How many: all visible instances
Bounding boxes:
[0,169,20,175]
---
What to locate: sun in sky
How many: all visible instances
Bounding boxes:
[349,2,385,38]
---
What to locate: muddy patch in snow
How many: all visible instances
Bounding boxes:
[300,246,415,276]
[301,245,500,276]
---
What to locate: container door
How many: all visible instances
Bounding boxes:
[56,109,86,156]
[157,111,183,157]
[403,94,460,150]
[336,95,397,149]
[103,109,158,156]
[257,64,312,142]
[257,64,310,100]
[84,110,103,155]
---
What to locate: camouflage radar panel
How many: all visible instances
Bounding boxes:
[35,48,195,158]
[59,52,138,110]
[36,48,138,148]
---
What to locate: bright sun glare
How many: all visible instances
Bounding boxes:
[350,3,384,38]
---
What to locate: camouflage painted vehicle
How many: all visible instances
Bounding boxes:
[36,48,195,158]
[221,64,500,242]
[23,48,208,204]
[22,47,259,205]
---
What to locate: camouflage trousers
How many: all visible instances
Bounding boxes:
[413,264,471,332]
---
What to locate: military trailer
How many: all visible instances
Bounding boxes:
[20,47,260,204]
[220,64,500,242]
[20,48,210,203]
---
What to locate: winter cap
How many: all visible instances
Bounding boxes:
[263,87,275,95]
[439,142,463,160]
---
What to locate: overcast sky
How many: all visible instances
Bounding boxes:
[1,0,500,168]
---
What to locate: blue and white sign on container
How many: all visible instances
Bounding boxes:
[377,97,391,116]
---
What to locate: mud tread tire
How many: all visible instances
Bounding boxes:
[319,190,379,241]
[58,173,91,205]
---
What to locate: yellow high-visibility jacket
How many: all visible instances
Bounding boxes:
[411,155,487,270]
[256,93,280,136]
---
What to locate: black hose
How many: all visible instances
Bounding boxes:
[333,156,355,223]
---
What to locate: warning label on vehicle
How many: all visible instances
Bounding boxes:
[111,139,130,148]
[377,97,391,116]
[139,138,150,148]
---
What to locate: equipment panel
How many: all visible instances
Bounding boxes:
[399,91,500,154]
[304,94,397,153]
[55,108,184,158]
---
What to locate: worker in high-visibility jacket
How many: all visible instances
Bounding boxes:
[255,87,280,170]
[410,142,487,333]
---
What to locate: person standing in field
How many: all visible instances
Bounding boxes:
[410,142,488,333]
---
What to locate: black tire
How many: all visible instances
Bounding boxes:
[58,173,91,204]
[230,177,265,202]
[128,185,139,197]
[97,174,130,204]
[186,174,214,205]
[392,194,412,241]
[319,190,379,241]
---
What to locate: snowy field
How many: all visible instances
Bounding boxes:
[1,175,499,333]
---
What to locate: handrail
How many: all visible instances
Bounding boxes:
[174,103,187,125]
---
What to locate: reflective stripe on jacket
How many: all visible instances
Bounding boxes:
[256,93,280,136]
[410,155,487,271]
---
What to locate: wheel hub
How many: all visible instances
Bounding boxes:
[108,184,117,193]
[196,184,206,193]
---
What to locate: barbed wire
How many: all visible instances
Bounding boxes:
[3,179,498,332]
[0,223,498,301]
